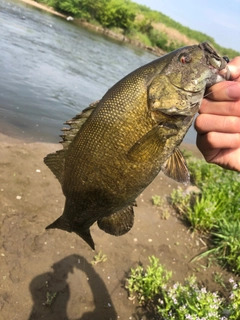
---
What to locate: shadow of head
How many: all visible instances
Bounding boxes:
[28,254,118,320]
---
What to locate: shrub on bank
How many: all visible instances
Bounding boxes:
[126,256,240,319]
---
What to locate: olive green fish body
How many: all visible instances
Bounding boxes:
[44,42,229,249]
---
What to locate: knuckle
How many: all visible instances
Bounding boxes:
[223,116,240,131]
[205,132,217,147]
[194,115,205,132]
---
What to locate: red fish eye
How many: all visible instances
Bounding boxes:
[179,54,191,64]
[180,56,186,63]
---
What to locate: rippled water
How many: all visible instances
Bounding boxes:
[0,0,196,143]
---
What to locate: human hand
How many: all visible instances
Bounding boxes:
[195,57,240,171]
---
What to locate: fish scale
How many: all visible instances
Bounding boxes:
[44,42,229,249]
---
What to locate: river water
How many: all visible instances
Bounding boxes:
[0,0,196,144]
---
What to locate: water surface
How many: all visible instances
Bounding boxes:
[0,0,197,144]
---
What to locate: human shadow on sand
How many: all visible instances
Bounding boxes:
[28,254,117,320]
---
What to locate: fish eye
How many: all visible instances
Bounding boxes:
[223,56,230,63]
[179,53,192,64]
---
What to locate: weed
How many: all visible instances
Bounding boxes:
[213,272,225,288]
[151,195,164,207]
[43,291,57,306]
[199,219,240,273]
[126,256,240,319]
[160,210,170,220]
[126,256,171,305]
[170,155,240,274]
[91,250,107,265]
[225,278,240,319]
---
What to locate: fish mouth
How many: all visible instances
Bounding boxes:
[199,42,231,81]
[206,65,230,88]
[218,65,231,80]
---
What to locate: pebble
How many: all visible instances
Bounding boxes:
[16,195,22,200]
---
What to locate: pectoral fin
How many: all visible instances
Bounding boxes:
[97,203,136,236]
[128,124,177,161]
[161,148,190,183]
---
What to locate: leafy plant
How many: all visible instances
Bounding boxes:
[43,292,57,306]
[151,195,164,207]
[91,250,107,265]
[126,257,240,319]
[126,256,171,305]
[226,278,240,319]
[170,155,240,274]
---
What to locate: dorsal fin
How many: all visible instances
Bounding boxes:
[60,100,99,149]
[44,100,99,184]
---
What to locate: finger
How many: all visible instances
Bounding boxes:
[205,81,240,101]
[195,114,240,134]
[199,99,240,116]
[197,132,240,150]
[228,56,240,81]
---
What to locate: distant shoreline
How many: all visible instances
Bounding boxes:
[18,0,165,57]
[19,0,66,18]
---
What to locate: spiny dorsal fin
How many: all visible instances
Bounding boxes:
[44,100,99,184]
[97,202,136,236]
[60,100,99,149]
[161,148,190,184]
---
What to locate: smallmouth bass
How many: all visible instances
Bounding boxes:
[44,42,229,249]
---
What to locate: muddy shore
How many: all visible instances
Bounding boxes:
[1,133,235,319]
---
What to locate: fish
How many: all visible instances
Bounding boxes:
[44,42,229,249]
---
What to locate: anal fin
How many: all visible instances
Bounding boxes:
[97,203,136,236]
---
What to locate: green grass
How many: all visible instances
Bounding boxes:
[126,256,240,319]
[201,219,240,274]
[170,155,240,274]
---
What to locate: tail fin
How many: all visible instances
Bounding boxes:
[73,227,95,250]
[46,216,71,232]
[46,216,95,250]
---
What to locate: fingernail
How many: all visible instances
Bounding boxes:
[228,64,240,80]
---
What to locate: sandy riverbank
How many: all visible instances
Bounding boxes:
[1,132,234,319]
[19,0,66,18]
